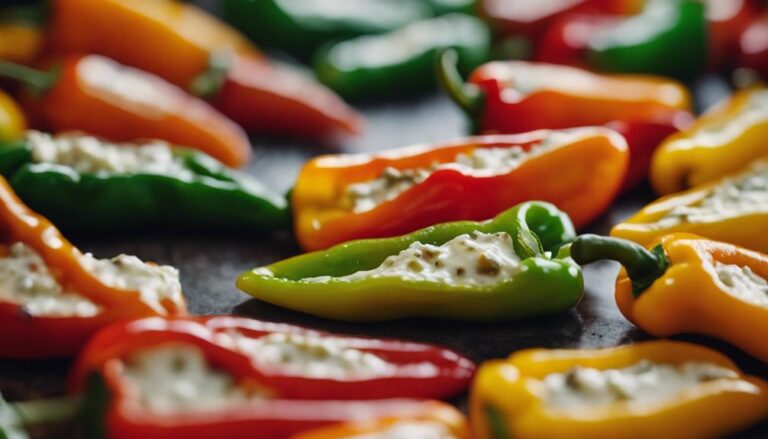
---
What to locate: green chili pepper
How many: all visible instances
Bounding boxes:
[221,0,432,58]
[0,137,289,232]
[236,201,582,322]
[314,13,490,100]
[587,0,707,80]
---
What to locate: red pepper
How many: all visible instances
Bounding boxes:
[0,54,251,168]
[706,0,761,70]
[0,177,187,359]
[535,13,621,67]
[735,12,768,78]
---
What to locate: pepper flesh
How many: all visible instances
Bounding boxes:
[571,233,768,364]
[0,177,187,358]
[470,341,768,439]
[651,86,768,195]
[239,202,583,321]
[47,0,362,140]
[293,128,627,251]
[0,134,289,232]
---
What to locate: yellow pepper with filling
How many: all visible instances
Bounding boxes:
[651,86,768,195]
[0,89,25,141]
[471,341,768,439]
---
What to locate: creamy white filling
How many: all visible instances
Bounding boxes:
[279,0,426,26]
[306,231,522,286]
[347,138,555,213]
[121,344,268,414]
[542,360,738,411]
[26,131,192,176]
[0,243,100,317]
[657,162,768,226]
[217,331,393,380]
[714,262,768,308]
[82,254,182,314]
[347,421,457,439]
[698,89,768,140]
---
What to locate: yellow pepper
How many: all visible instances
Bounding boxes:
[571,233,768,364]
[612,158,768,252]
[651,86,768,195]
[0,22,42,64]
[0,89,25,141]
[470,341,768,439]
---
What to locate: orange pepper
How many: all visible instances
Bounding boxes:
[0,22,42,64]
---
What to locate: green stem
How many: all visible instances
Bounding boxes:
[0,61,58,95]
[435,49,483,125]
[14,396,82,426]
[571,234,669,297]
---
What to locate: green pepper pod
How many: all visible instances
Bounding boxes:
[0,136,289,232]
[221,0,432,58]
[587,0,707,80]
[314,13,490,100]
[428,0,476,15]
[237,201,582,322]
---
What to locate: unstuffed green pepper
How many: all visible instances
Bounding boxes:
[314,14,490,100]
[237,201,583,322]
[0,131,289,232]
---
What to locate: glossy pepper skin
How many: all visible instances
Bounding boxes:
[571,234,768,364]
[293,128,627,250]
[47,0,362,140]
[612,158,768,252]
[470,341,768,439]
[651,86,768,195]
[706,0,761,70]
[239,202,583,322]
[736,12,768,79]
[0,54,251,168]
[289,400,469,438]
[0,177,187,359]
[314,14,490,100]
[0,135,289,232]
[587,0,708,80]
[0,89,25,141]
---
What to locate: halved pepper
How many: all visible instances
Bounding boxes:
[612,158,768,252]
[238,201,583,321]
[735,12,768,80]
[47,0,362,140]
[0,54,252,168]
[0,131,289,232]
[651,86,768,195]
[0,176,187,358]
[571,233,768,363]
[293,127,627,250]
[705,0,761,70]
[470,341,768,439]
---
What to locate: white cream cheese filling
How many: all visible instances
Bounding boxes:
[306,231,522,286]
[0,242,100,317]
[26,131,192,176]
[542,360,738,411]
[714,262,768,308]
[698,89,768,141]
[347,420,457,439]
[121,344,268,414]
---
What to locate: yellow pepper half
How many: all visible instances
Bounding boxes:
[612,158,768,252]
[651,86,768,195]
[471,341,768,439]
[0,89,25,141]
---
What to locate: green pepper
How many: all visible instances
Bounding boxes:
[236,201,583,322]
[314,13,490,100]
[0,135,289,232]
[428,0,476,15]
[221,0,432,58]
[587,0,707,80]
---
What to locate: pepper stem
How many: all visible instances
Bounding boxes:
[0,392,82,439]
[0,61,58,95]
[571,234,669,297]
[436,49,483,123]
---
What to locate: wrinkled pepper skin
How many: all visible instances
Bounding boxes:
[221,0,432,58]
[12,54,252,168]
[0,138,289,232]
[587,0,708,80]
[571,233,768,364]
[736,12,768,78]
[239,202,583,322]
[314,14,490,100]
[293,128,627,250]
[290,401,469,438]
[651,86,768,195]
[47,0,362,140]
[0,177,187,359]
[470,341,768,439]
[0,89,25,141]
[612,158,768,252]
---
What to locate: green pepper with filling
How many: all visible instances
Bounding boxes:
[0,134,289,232]
[587,0,707,80]
[314,13,490,100]
[236,201,583,321]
